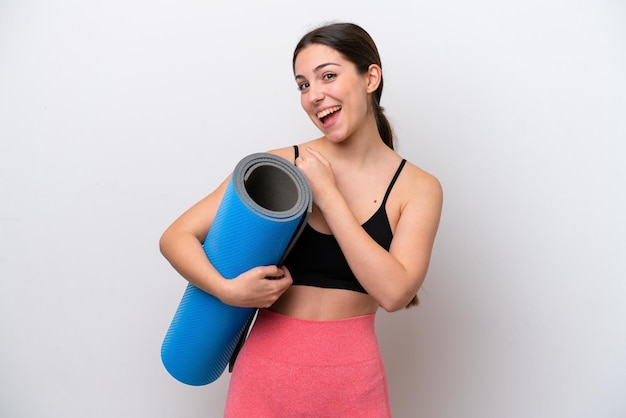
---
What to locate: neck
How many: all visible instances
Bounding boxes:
[322,118,386,166]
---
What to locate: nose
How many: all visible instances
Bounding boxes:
[308,82,324,104]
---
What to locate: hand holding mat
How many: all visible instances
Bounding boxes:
[161,153,312,386]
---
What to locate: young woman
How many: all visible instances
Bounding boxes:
[160,22,443,417]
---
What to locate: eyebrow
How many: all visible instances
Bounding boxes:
[294,62,341,80]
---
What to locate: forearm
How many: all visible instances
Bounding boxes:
[159,229,227,300]
[160,226,293,308]
[159,172,294,308]
[319,194,422,311]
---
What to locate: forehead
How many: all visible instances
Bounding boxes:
[293,44,348,75]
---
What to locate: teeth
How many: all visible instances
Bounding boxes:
[317,106,341,119]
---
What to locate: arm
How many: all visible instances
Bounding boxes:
[159,175,293,308]
[298,148,443,312]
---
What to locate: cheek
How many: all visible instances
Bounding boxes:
[342,81,367,107]
[345,90,369,118]
[300,96,318,123]
[300,94,310,112]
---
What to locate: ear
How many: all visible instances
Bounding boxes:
[365,64,382,93]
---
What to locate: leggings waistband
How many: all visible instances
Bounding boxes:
[245,309,380,367]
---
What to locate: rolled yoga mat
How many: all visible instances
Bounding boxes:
[161,152,312,386]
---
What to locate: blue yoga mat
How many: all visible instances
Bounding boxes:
[161,153,312,386]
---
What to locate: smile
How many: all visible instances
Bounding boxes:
[316,106,342,120]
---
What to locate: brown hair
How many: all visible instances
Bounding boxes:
[293,23,419,308]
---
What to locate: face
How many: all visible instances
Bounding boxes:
[294,44,377,143]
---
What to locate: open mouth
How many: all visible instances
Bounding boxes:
[316,105,342,123]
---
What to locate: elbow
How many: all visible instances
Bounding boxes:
[158,234,166,257]
[379,290,416,313]
[380,301,407,313]
[159,228,173,258]
[380,302,403,313]
[378,268,428,311]
[377,276,425,312]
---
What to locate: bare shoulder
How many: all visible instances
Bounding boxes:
[267,145,296,162]
[388,160,442,247]
[267,139,321,163]
[399,161,443,202]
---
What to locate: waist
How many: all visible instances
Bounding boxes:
[270,285,379,320]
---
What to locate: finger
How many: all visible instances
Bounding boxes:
[270,274,293,291]
[275,267,292,284]
[261,265,285,280]
[305,146,326,163]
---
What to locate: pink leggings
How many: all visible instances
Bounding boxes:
[224,309,391,417]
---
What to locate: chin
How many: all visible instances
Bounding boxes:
[321,129,350,144]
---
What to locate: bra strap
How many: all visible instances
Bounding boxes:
[382,159,406,205]
[293,145,299,163]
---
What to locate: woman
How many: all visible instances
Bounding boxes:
[160,22,443,417]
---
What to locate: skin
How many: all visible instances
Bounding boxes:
[159,43,443,320]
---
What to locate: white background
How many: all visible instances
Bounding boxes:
[1,1,624,417]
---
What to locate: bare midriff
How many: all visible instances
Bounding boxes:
[269,285,379,320]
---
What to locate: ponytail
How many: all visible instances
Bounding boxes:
[372,90,394,150]
[406,295,419,308]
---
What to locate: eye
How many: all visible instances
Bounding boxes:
[322,72,336,81]
[297,81,310,92]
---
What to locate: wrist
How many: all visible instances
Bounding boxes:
[315,187,342,213]
[213,277,232,304]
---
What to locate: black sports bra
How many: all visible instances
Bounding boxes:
[283,145,406,294]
